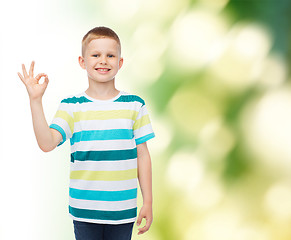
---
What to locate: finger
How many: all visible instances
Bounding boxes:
[43,75,49,86]
[138,218,151,233]
[138,225,148,232]
[138,225,147,234]
[35,73,47,83]
[17,72,24,82]
[22,64,28,78]
[138,228,146,235]
[29,61,35,77]
[136,216,143,226]
[144,220,151,230]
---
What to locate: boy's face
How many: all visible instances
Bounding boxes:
[78,38,123,84]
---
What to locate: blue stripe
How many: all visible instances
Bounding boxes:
[49,124,66,146]
[135,132,155,145]
[71,129,134,145]
[69,206,137,221]
[69,187,137,201]
[70,148,137,162]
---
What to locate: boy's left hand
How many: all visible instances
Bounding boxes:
[136,203,153,235]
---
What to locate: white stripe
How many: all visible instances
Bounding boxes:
[57,103,74,115]
[69,214,137,225]
[69,179,138,191]
[70,159,137,171]
[134,123,154,138]
[51,118,72,139]
[70,139,136,151]
[73,101,141,111]
[136,105,149,119]
[74,119,134,131]
[69,197,137,211]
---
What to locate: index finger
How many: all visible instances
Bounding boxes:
[22,64,28,78]
[139,220,150,232]
[144,218,152,230]
[29,61,35,77]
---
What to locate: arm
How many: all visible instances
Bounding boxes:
[18,61,62,152]
[136,141,153,235]
[29,99,62,152]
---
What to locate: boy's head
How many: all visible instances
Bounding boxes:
[81,26,121,57]
[79,26,124,84]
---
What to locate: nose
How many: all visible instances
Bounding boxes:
[100,56,107,65]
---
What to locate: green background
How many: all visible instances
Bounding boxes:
[1,0,291,239]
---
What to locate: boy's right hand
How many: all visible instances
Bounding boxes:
[18,61,49,101]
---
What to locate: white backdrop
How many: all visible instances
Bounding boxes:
[0,0,137,239]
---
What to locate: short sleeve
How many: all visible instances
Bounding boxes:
[133,101,155,145]
[49,98,75,147]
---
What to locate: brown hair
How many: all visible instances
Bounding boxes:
[81,26,121,56]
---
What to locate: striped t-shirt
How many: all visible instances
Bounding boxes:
[49,90,155,224]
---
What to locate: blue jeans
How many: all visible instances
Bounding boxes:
[73,220,134,240]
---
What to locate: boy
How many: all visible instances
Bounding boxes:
[17,26,155,240]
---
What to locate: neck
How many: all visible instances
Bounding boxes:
[85,78,119,99]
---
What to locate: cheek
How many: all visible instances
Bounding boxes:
[87,60,95,67]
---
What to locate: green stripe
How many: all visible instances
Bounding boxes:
[71,148,137,162]
[114,95,145,106]
[73,109,138,122]
[61,94,144,105]
[61,96,93,104]
[133,114,151,130]
[70,168,137,181]
[69,206,137,221]
[53,110,74,134]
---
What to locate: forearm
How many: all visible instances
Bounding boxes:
[29,98,55,152]
[137,151,153,205]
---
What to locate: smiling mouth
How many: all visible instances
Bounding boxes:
[95,68,111,72]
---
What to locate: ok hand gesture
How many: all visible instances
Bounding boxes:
[18,61,49,101]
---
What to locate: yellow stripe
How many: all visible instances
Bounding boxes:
[54,110,74,134]
[133,114,150,131]
[70,168,137,181]
[73,109,138,122]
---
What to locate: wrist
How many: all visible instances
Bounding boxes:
[29,97,42,104]
[143,201,152,206]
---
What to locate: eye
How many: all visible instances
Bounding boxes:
[108,54,114,58]
[92,54,99,57]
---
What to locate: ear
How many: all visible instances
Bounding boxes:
[78,56,86,69]
[119,57,124,69]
